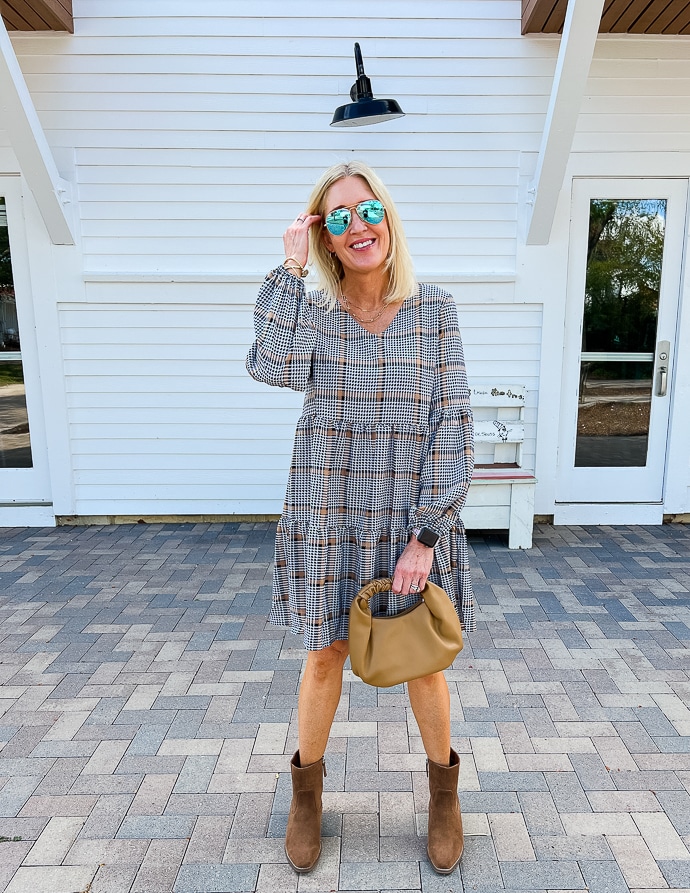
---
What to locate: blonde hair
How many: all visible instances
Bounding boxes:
[305,161,417,309]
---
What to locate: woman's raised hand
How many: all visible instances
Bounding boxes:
[283,213,322,269]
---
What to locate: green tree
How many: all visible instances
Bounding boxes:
[583,199,665,355]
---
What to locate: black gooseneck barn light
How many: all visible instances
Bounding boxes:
[330,43,405,127]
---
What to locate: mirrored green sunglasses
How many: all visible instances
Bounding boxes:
[324,200,386,236]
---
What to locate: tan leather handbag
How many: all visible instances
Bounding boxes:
[348,578,463,688]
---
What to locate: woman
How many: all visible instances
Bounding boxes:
[246,161,474,875]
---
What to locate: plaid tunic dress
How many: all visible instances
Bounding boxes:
[247,265,475,650]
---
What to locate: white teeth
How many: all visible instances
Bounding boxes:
[352,239,374,249]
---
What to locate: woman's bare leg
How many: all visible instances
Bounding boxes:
[297,639,349,765]
[407,671,452,765]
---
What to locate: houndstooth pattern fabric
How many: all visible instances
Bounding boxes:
[246,265,475,650]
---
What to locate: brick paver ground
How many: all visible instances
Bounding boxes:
[0,521,689,892]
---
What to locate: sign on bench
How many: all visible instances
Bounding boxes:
[464,384,536,549]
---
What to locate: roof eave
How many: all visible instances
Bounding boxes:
[1,0,73,33]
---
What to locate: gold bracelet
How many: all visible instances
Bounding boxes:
[283,259,308,278]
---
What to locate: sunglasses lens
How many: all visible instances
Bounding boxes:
[325,209,351,235]
[324,201,385,235]
[357,200,385,225]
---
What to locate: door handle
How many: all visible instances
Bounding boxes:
[656,340,670,397]
[657,366,667,397]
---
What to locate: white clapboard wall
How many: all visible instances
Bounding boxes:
[11,0,538,276]
[61,287,539,516]
[5,1,690,517]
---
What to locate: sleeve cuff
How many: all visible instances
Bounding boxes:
[408,512,452,540]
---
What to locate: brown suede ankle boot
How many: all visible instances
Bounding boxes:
[285,750,326,873]
[427,747,464,873]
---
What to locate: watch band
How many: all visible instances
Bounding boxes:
[413,526,440,548]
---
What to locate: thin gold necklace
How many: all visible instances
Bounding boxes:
[340,291,387,323]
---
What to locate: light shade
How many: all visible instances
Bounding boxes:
[330,43,405,128]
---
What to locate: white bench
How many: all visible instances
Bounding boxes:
[463,384,536,549]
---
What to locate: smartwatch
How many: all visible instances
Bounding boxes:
[414,526,440,549]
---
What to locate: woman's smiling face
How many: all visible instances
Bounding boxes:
[322,176,390,280]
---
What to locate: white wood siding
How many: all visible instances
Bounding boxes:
[4,1,690,517]
[60,284,540,515]
[577,40,690,154]
[11,0,540,276]
[10,0,544,516]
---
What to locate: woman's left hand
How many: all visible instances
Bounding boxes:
[391,538,435,596]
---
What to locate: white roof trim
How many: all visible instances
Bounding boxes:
[526,0,605,245]
[0,17,74,245]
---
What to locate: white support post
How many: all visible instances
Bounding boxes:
[526,0,605,246]
[508,482,536,549]
[0,17,74,245]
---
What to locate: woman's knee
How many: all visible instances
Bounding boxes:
[306,639,349,678]
[408,670,448,694]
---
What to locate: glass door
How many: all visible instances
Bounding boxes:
[557,179,686,505]
[0,183,52,510]
[1,197,33,470]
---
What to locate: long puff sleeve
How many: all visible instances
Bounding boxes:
[409,294,474,537]
[246,266,317,392]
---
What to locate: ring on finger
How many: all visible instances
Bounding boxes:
[410,583,420,592]
[297,217,306,223]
